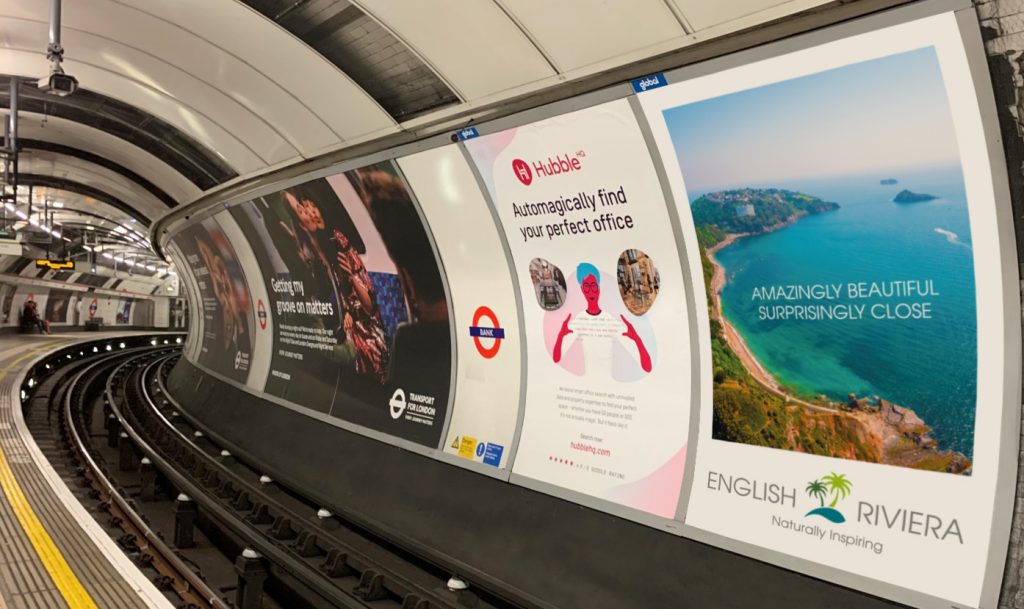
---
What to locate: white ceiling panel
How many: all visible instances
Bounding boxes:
[34,2,340,154]
[112,0,396,141]
[497,0,685,72]
[0,49,269,173]
[672,0,830,32]
[0,18,300,166]
[19,150,168,219]
[355,0,556,100]
[15,113,201,204]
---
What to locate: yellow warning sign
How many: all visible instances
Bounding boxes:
[458,436,478,459]
[451,437,460,450]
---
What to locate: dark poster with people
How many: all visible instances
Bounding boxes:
[175,218,255,384]
[44,289,73,324]
[229,160,452,447]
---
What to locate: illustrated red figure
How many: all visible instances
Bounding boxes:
[553,264,652,373]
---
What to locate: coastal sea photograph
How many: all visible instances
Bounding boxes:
[662,46,977,474]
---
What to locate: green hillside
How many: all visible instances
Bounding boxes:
[691,188,838,234]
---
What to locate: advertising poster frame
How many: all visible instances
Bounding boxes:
[173,219,257,384]
[638,1,1021,607]
[213,211,273,392]
[172,151,464,461]
[460,96,702,531]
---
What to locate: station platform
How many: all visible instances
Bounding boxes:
[0,333,172,609]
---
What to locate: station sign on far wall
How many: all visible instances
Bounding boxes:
[227,160,454,448]
[464,99,695,524]
[640,9,1019,609]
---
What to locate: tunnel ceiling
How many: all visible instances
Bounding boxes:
[0,0,857,249]
[239,0,460,121]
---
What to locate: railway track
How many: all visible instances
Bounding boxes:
[23,339,528,609]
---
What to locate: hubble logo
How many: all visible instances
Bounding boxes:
[389,388,407,420]
[512,159,532,186]
[512,152,585,186]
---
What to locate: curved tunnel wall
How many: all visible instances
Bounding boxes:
[162,4,1022,609]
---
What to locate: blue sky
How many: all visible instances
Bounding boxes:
[663,47,961,193]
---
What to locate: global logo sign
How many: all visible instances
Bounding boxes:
[88,298,98,319]
[257,299,267,330]
[512,152,585,186]
[388,388,406,420]
[469,305,505,359]
[804,472,852,523]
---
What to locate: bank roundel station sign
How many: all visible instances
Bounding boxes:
[469,305,504,359]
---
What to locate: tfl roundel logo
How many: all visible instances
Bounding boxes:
[512,159,532,186]
[257,299,267,330]
[389,388,407,420]
[469,306,505,359]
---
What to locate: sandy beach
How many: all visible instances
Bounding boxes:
[707,235,828,412]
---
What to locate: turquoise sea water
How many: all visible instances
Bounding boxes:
[708,167,977,459]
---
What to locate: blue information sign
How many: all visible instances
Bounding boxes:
[630,73,668,93]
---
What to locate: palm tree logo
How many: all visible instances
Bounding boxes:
[805,480,828,507]
[804,472,852,523]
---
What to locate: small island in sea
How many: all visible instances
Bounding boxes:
[695,188,971,474]
[880,178,899,185]
[893,189,938,203]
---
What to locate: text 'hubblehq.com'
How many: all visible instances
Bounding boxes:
[269,277,335,316]
[512,186,636,242]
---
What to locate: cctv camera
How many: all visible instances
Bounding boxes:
[37,72,78,97]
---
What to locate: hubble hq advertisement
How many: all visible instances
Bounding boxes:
[229,161,453,447]
[174,218,255,384]
[464,99,693,521]
[398,147,522,469]
[640,12,1016,608]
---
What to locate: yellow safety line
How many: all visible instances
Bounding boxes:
[0,347,98,609]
